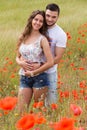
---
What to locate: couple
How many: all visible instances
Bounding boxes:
[16,3,67,113]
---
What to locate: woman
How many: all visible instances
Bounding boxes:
[16,10,53,113]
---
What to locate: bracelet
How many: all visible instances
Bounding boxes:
[30,71,34,77]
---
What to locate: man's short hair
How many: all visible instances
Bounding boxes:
[46,3,60,15]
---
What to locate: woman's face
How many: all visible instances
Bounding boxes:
[32,14,44,31]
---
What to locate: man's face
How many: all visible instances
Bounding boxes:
[45,9,58,27]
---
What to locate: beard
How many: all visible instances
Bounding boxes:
[46,21,56,27]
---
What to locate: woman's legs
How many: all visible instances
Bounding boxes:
[33,87,48,102]
[18,88,33,113]
[33,73,49,103]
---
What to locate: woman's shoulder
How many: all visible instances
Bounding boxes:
[40,35,48,41]
[40,35,49,47]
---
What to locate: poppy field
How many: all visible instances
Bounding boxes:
[0,0,87,130]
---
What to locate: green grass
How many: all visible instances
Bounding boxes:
[0,0,87,130]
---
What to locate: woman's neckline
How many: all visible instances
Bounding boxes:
[22,35,42,45]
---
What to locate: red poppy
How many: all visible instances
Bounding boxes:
[81,40,85,44]
[53,117,74,130]
[33,101,43,108]
[3,67,8,72]
[72,90,79,100]
[35,113,46,124]
[78,67,85,70]
[64,91,70,98]
[73,127,85,130]
[10,73,15,78]
[70,63,74,67]
[78,127,85,130]
[51,103,58,110]
[5,57,9,60]
[66,32,72,40]
[77,37,80,43]
[79,80,86,88]
[16,114,35,130]
[70,104,82,116]
[33,128,40,130]
[0,96,17,111]
[9,61,13,65]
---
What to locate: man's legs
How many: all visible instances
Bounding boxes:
[45,71,58,106]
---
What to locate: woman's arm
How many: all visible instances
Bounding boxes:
[25,37,54,76]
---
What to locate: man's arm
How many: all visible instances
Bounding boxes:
[54,47,66,64]
[26,47,66,70]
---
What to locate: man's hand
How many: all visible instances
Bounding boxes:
[16,57,30,71]
[16,56,41,71]
[27,62,41,71]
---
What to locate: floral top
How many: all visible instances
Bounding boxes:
[19,35,44,75]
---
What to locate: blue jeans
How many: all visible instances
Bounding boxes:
[20,72,49,89]
[45,71,58,105]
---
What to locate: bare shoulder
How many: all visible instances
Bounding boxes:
[41,35,48,44]
[40,36,49,49]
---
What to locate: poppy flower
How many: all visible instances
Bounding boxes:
[33,128,40,130]
[66,32,72,40]
[70,104,82,116]
[52,117,74,130]
[0,96,17,111]
[35,113,46,124]
[72,90,79,100]
[78,127,85,130]
[79,80,86,88]
[10,73,15,78]
[33,101,44,108]
[16,114,35,130]
[51,103,58,110]
[73,127,85,130]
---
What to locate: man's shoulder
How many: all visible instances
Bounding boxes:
[49,24,65,33]
[52,25,66,38]
[55,25,65,33]
[53,25,67,44]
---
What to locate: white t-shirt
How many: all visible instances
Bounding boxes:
[45,24,67,73]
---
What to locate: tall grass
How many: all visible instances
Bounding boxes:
[0,0,87,130]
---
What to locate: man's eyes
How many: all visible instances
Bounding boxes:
[46,14,50,17]
[52,16,57,18]
[46,15,56,18]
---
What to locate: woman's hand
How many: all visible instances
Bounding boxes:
[19,60,29,71]
[16,57,30,71]
[19,60,41,71]
[24,71,34,77]
[27,62,41,71]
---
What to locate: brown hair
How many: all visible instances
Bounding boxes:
[17,10,47,51]
[46,3,60,16]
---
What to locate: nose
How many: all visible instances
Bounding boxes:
[37,20,40,24]
[48,17,52,21]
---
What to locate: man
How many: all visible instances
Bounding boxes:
[44,3,67,105]
[17,3,67,105]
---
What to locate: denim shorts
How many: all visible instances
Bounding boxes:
[20,72,49,89]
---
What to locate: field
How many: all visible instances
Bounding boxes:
[0,0,87,130]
